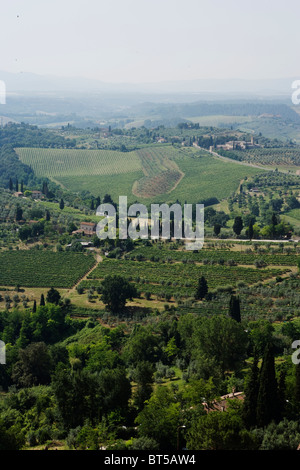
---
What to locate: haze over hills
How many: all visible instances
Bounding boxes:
[1,70,300,143]
[0,70,297,98]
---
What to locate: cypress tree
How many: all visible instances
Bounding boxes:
[277,368,287,420]
[233,216,243,236]
[248,219,254,240]
[229,294,241,322]
[9,177,13,191]
[214,223,221,237]
[40,294,45,306]
[15,178,19,192]
[242,349,260,429]
[32,300,37,313]
[271,212,278,226]
[42,181,49,197]
[256,343,280,427]
[59,198,64,210]
[195,276,208,300]
[271,213,278,238]
[16,206,23,222]
[295,363,300,411]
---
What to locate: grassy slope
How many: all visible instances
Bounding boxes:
[166,152,264,204]
[16,145,264,205]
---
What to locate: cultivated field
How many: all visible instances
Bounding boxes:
[133,146,183,198]
[221,147,300,168]
[0,250,96,288]
[83,255,289,300]
[17,145,264,204]
[16,147,142,177]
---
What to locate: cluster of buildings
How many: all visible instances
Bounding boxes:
[212,136,261,152]
[72,221,97,236]
[13,190,44,199]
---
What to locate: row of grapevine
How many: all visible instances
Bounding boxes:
[0,251,96,288]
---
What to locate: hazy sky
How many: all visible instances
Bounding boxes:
[1,0,300,83]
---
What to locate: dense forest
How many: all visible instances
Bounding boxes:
[1,297,300,451]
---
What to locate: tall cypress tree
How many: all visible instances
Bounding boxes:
[229,295,241,322]
[195,276,208,300]
[233,216,243,236]
[271,213,278,238]
[15,206,23,222]
[256,343,280,427]
[242,349,260,429]
[294,363,300,412]
[40,294,45,306]
[277,368,287,421]
[248,219,254,240]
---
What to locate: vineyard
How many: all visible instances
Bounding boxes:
[16,147,142,177]
[219,147,300,167]
[165,151,264,204]
[16,145,264,205]
[0,250,96,288]
[133,147,183,198]
[16,147,144,203]
[127,243,299,266]
[83,257,288,299]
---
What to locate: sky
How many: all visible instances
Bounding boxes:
[1,0,300,84]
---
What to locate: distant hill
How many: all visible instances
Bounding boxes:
[0,70,297,96]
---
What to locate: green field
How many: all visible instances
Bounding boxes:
[134,147,265,204]
[0,250,96,288]
[16,147,142,177]
[16,147,144,203]
[221,147,300,168]
[17,145,265,204]
[165,151,264,204]
[83,257,287,299]
[128,244,299,266]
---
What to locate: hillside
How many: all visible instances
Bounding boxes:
[16,145,265,205]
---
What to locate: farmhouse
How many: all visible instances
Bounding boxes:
[250,187,260,193]
[72,221,97,236]
[31,190,44,200]
[216,137,261,151]
[13,191,24,198]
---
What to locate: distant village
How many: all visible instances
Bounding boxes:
[210,135,261,152]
